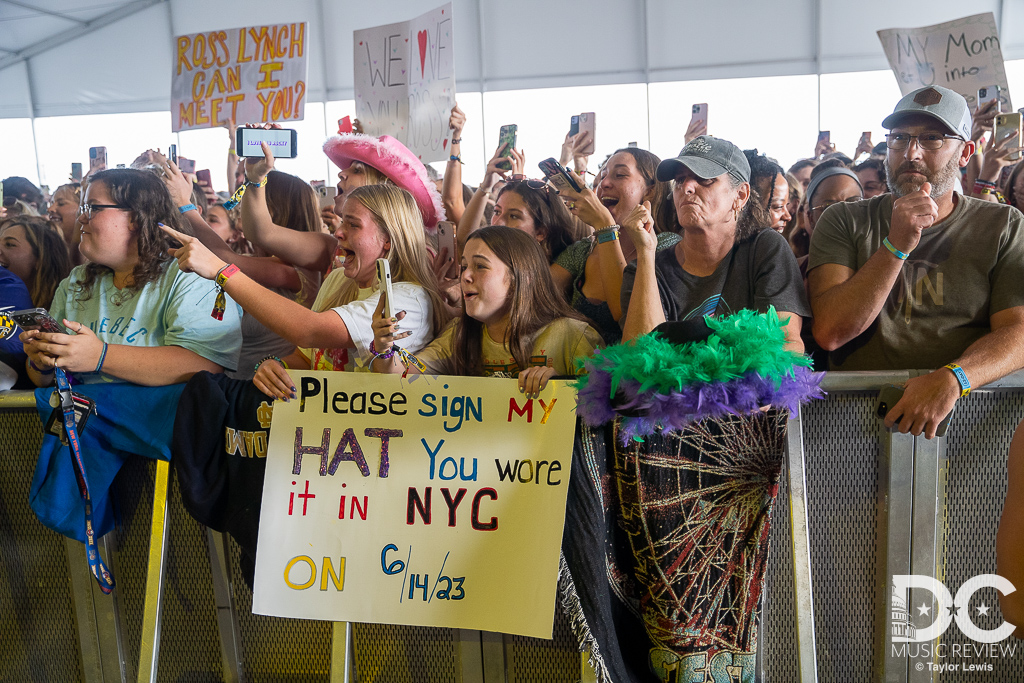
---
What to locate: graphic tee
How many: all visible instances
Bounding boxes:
[808,193,1024,370]
[415,317,602,377]
[49,262,242,382]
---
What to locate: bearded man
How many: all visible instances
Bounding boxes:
[806,85,1024,438]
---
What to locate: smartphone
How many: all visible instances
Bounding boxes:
[977,85,1001,111]
[71,163,83,182]
[338,116,353,134]
[169,144,178,165]
[538,157,582,193]
[235,127,298,159]
[89,146,107,174]
[578,112,596,155]
[196,169,212,189]
[496,124,517,171]
[435,221,458,279]
[11,308,68,334]
[690,103,708,132]
[178,157,197,174]
[817,131,831,150]
[318,186,338,210]
[569,115,580,137]
[875,384,955,437]
[859,131,872,148]
[995,113,1023,162]
[627,141,638,148]
[375,258,394,320]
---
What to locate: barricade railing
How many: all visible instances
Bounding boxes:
[2,369,1023,682]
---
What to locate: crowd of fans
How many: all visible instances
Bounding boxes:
[3,80,1024,634]
[2,84,1023,424]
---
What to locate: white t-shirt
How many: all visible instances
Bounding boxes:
[299,269,435,372]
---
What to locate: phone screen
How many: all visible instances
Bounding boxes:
[71,163,83,182]
[237,128,297,158]
[169,144,178,165]
[569,115,580,136]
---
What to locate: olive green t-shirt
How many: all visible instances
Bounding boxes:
[416,317,602,377]
[807,193,1024,371]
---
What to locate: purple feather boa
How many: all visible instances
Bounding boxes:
[576,365,825,444]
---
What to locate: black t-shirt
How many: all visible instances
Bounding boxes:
[621,229,810,323]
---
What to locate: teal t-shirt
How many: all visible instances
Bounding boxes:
[50,261,242,382]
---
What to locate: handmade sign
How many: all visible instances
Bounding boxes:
[172,23,309,132]
[252,372,575,638]
[353,3,455,162]
[878,13,1012,110]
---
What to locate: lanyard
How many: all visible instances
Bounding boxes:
[54,368,115,594]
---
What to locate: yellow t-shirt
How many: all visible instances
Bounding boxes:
[415,317,603,377]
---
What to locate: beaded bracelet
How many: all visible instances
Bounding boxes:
[369,340,396,361]
[254,355,287,373]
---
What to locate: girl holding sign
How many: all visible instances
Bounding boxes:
[370,225,602,397]
[161,184,450,401]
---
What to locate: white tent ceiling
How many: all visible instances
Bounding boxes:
[0,0,1022,120]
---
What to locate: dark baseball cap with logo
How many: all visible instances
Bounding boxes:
[657,135,751,183]
[881,85,972,139]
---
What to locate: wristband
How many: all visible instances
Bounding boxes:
[94,342,108,373]
[212,264,240,320]
[451,137,462,144]
[245,176,269,189]
[882,236,909,260]
[29,359,55,374]
[945,363,972,397]
[596,228,620,244]
[215,263,240,286]
[255,355,287,373]
[178,203,197,214]
[449,154,463,164]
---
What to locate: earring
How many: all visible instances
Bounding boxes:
[733,208,739,222]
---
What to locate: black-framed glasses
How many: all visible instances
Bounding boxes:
[78,203,129,221]
[885,133,964,151]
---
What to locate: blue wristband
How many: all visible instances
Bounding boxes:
[596,228,620,244]
[178,203,197,214]
[945,363,971,397]
[882,236,909,260]
[95,342,108,373]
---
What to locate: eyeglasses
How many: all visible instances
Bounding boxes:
[885,133,964,151]
[811,197,861,213]
[78,203,129,221]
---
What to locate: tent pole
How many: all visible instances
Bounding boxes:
[24,60,44,188]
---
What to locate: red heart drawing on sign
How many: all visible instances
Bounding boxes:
[417,30,428,77]
[443,138,448,149]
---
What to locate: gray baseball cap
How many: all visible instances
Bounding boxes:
[881,85,972,140]
[657,135,751,183]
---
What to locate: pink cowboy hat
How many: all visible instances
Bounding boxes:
[323,133,445,230]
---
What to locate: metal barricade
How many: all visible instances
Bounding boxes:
[3,370,1023,682]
